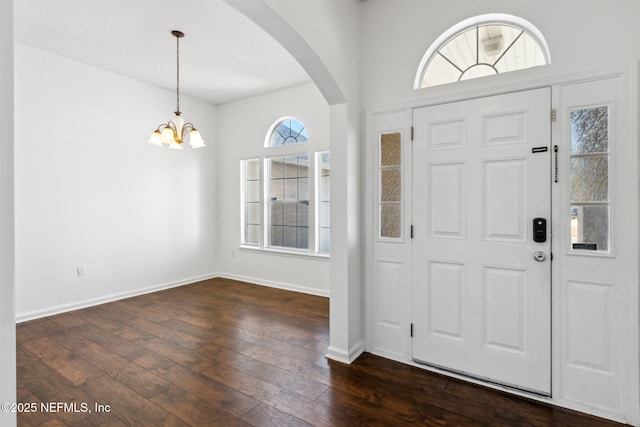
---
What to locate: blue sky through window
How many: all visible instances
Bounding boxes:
[269,118,308,146]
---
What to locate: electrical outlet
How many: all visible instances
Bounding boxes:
[77,266,86,277]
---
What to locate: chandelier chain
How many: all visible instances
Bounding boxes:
[176,33,180,113]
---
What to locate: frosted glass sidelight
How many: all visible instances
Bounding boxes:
[570,157,608,202]
[381,169,401,202]
[381,133,401,166]
[569,107,610,252]
[570,107,608,154]
[381,205,402,239]
[379,132,402,239]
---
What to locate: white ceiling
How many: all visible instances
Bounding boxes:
[14,0,312,104]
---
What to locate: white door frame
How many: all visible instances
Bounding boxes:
[364,63,639,425]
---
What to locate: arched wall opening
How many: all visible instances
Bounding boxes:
[223,0,362,363]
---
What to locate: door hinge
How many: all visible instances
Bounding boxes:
[410,225,414,239]
[550,108,557,122]
[410,323,414,337]
[411,126,414,141]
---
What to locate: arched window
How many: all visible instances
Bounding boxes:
[415,14,550,89]
[266,117,308,147]
[242,115,330,254]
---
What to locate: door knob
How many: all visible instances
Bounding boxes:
[533,251,547,262]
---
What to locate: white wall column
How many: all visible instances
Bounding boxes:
[326,103,364,362]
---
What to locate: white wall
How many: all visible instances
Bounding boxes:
[14,44,218,320]
[0,0,16,424]
[361,0,640,107]
[216,82,330,296]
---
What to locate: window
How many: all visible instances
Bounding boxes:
[415,14,550,89]
[379,132,402,239]
[241,158,261,246]
[570,106,610,252]
[268,154,309,250]
[267,117,308,147]
[317,152,330,253]
[240,117,329,256]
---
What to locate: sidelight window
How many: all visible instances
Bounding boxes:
[379,132,402,239]
[569,106,610,252]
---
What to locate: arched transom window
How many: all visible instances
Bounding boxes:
[266,117,308,147]
[415,14,550,89]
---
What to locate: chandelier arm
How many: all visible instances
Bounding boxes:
[165,121,181,143]
[181,123,195,141]
[154,122,174,137]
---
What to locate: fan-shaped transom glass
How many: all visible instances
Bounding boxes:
[267,117,308,147]
[416,16,550,89]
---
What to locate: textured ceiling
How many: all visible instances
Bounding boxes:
[14,0,312,104]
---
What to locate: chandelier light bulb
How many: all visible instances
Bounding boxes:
[160,126,175,144]
[147,130,163,147]
[189,129,206,149]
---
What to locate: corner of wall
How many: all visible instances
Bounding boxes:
[1,1,16,424]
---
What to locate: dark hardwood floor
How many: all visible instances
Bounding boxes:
[17,278,625,426]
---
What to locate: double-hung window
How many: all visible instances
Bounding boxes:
[267,153,310,250]
[240,117,330,256]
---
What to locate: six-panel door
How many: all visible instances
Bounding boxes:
[411,88,552,394]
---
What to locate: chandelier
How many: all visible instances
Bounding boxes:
[147,30,205,150]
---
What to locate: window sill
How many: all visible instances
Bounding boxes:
[239,245,330,261]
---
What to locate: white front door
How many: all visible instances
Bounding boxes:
[412,88,552,395]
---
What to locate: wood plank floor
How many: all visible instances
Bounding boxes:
[17,278,626,426]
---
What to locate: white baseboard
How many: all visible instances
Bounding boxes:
[326,340,365,364]
[16,272,329,323]
[15,273,219,323]
[216,272,330,298]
